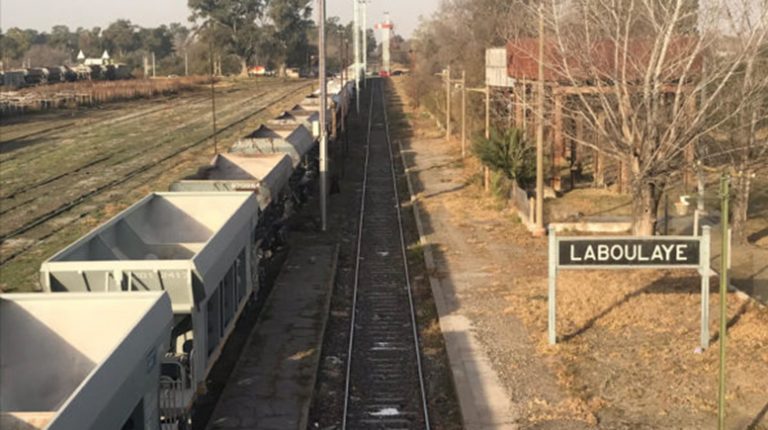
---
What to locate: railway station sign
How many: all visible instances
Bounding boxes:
[558,238,700,267]
[548,227,712,349]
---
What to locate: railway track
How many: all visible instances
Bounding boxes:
[0,87,277,205]
[342,78,430,429]
[0,81,294,194]
[0,82,312,267]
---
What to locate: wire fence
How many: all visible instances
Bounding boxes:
[1,76,212,117]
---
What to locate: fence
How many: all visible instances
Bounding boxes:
[509,178,536,227]
[0,76,212,117]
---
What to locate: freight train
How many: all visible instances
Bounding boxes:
[0,64,133,89]
[0,79,353,430]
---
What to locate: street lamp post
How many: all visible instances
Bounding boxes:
[353,0,361,113]
[319,0,328,231]
[362,0,367,85]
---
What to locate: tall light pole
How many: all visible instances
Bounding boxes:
[319,0,328,231]
[362,0,368,84]
[353,0,361,113]
[534,5,545,236]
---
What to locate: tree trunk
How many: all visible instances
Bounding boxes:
[239,57,248,77]
[731,169,752,245]
[633,182,662,235]
[630,159,661,235]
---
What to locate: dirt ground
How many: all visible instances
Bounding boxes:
[390,76,768,429]
[0,78,312,292]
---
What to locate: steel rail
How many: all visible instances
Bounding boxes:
[341,80,375,430]
[380,80,431,429]
[341,79,430,429]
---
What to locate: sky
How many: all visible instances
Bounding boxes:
[0,0,440,39]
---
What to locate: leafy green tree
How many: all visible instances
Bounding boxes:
[169,23,192,57]
[137,25,174,58]
[189,0,265,76]
[473,127,535,186]
[49,25,78,55]
[267,0,312,73]
[102,20,138,58]
[76,27,102,57]
[2,28,35,60]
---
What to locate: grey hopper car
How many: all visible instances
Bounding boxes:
[169,153,296,287]
[170,153,293,212]
[268,108,318,132]
[39,192,260,425]
[0,291,172,430]
[300,92,339,111]
[230,123,315,168]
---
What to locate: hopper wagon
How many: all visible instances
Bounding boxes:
[39,192,260,426]
[170,153,293,212]
[0,292,172,430]
[230,123,316,169]
[268,108,318,132]
[271,105,321,136]
[300,93,343,118]
[169,153,296,280]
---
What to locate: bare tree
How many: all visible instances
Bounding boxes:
[701,1,768,244]
[533,0,768,234]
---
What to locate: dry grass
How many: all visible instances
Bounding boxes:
[1,76,213,115]
[392,75,768,429]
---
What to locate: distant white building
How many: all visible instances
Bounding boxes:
[82,50,112,66]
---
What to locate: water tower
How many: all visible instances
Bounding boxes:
[375,12,394,76]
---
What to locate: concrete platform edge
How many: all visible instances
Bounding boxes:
[299,244,340,429]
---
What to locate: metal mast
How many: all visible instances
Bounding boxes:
[319,0,328,231]
[362,0,368,83]
[353,0,361,113]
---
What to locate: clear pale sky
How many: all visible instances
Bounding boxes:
[0,0,440,39]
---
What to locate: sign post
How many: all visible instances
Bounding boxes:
[548,227,711,349]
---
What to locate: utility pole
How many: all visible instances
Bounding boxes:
[461,70,467,158]
[467,85,492,189]
[485,85,491,190]
[319,0,328,232]
[445,66,451,142]
[184,51,189,76]
[717,174,730,430]
[534,5,545,236]
[143,55,148,78]
[362,0,367,85]
[353,0,361,114]
[339,31,347,133]
[209,23,218,154]
[152,52,156,78]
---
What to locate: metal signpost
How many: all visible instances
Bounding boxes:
[548,226,712,349]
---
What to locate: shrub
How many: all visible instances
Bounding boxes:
[472,127,535,187]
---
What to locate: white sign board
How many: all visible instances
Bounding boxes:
[548,226,712,349]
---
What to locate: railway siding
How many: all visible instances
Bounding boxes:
[0,79,312,292]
